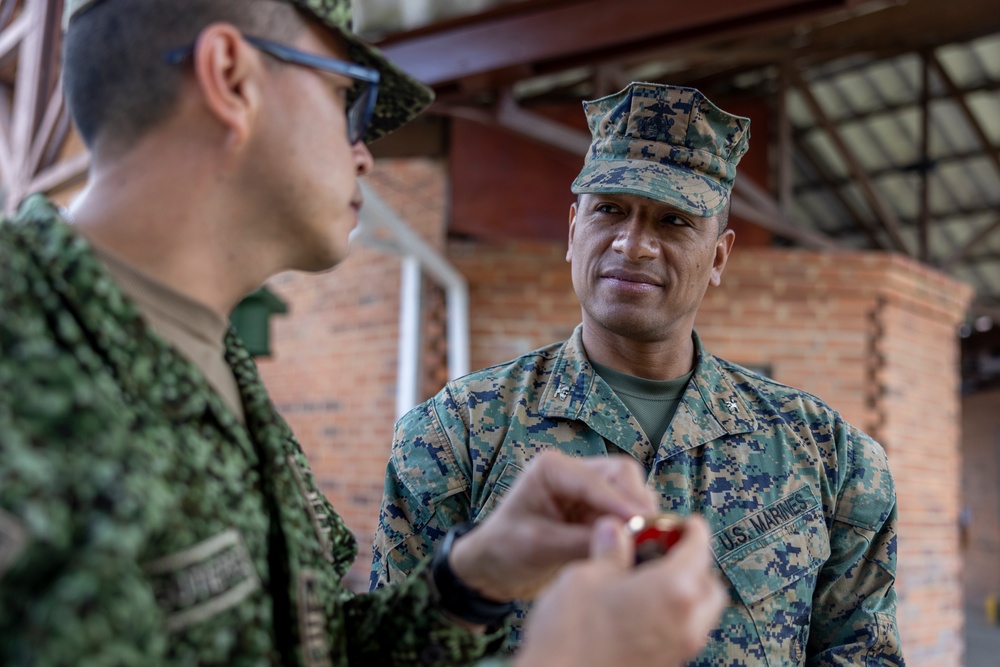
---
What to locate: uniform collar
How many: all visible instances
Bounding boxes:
[9,196,242,435]
[538,324,757,460]
[659,332,758,460]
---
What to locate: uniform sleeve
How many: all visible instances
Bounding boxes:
[370,388,474,592]
[354,390,507,665]
[807,424,904,666]
[0,328,168,665]
[345,557,508,665]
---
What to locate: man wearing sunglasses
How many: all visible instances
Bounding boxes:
[0,0,728,665]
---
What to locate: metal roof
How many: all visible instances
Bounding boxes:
[359,0,1000,323]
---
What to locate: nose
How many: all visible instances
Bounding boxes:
[611,215,659,260]
[354,140,375,176]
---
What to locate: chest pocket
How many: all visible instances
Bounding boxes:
[474,460,524,522]
[713,488,830,667]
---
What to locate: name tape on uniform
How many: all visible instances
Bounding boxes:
[713,487,820,555]
[143,528,260,632]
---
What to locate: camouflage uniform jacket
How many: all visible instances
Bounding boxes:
[0,196,503,666]
[373,325,903,666]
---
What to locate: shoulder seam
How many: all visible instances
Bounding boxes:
[430,384,472,492]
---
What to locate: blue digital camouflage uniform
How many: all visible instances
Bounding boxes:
[0,196,506,666]
[372,325,904,665]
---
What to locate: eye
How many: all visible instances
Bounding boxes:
[594,202,624,215]
[661,214,692,227]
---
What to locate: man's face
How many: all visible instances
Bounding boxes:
[255,22,374,272]
[567,192,734,344]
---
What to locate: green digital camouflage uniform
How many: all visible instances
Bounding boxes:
[0,197,506,666]
[372,325,903,665]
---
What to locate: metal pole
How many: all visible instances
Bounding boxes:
[919,51,931,263]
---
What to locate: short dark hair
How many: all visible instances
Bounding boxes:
[717,197,731,234]
[63,0,305,151]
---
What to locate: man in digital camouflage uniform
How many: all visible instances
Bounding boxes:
[0,1,734,665]
[373,82,904,665]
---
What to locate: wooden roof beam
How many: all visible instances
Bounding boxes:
[380,0,859,89]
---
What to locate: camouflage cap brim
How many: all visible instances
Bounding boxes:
[324,25,434,144]
[571,158,729,217]
[285,0,434,144]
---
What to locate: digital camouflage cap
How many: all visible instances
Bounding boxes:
[571,82,750,217]
[63,0,434,143]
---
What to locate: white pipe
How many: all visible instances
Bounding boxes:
[397,256,423,420]
[447,281,470,382]
[354,180,471,419]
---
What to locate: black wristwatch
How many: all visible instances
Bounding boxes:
[430,522,515,627]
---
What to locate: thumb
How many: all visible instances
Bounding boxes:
[589,516,633,569]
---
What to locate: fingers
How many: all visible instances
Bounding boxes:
[584,455,657,516]
[589,515,633,570]
[689,569,728,643]
[533,451,656,521]
[655,515,727,651]
[661,515,713,574]
[517,521,595,567]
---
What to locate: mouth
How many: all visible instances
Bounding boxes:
[600,269,663,289]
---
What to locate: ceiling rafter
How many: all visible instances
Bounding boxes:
[792,130,885,248]
[918,51,931,262]
[0,0,86,214]
[942,218,1000,270]
[786,65,912,255]
[795,147,1000,194]
[792,78,1000,136]
[928,52,1000,188]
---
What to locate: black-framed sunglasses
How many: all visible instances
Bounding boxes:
[165,35,380,145]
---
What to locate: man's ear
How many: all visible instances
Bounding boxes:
[709,228,735,287]
[566,201,578,262]
[191,23,262,147]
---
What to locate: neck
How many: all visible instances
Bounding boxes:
[69,135,278,317]
[580,322,696,381]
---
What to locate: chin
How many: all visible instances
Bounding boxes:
[292,246,345,274]
[597,316,666,342]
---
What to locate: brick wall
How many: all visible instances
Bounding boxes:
[700,251,972,665]
[256,158,447,591]
[961,390,1000,608]
[448,237,580,370]
[257,159,973,665]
